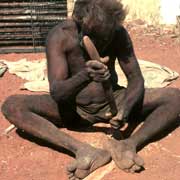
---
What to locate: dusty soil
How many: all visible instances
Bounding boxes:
[0,25,180,180]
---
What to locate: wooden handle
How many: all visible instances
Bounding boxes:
[83,36,101,60]
[83,36,118,116]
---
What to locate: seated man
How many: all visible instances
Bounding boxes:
[2,0,180,179]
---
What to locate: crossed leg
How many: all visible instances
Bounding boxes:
[107,88,180,173]
[1,94,111,179]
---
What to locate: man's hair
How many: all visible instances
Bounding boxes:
[72,0,127,33]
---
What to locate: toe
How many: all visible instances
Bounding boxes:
[130,164,141,173]
[74,169,89,179]
[69,177,79,180]
[68,173,74,179]
[117,150,134,170]
[129,168,135,173]
[73,159,91,179]
[124,169,131,173]
[118,158,134,170]
[134,155,144,167]
[67,161,77,173]
[69,177,75,180]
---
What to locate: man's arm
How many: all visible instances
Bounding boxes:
[46,26,90,103]
[115,26,144,122]
[118,56,144,117]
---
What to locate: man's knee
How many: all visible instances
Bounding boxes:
[1,95,27,123]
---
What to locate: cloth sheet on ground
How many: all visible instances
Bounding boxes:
[0,58,179,92]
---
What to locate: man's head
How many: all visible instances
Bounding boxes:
[72,0,127,50]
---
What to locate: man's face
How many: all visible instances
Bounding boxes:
[81,23,114,52]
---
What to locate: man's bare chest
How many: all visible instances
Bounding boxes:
[66,42,88,75]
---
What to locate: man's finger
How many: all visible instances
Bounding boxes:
[97,72,110,79]
[105,112,113,118]
[86,61,107,70]
[110,119,120,129]
[94,68,109,75]
[112,114,123,121]
[94,75,111,82]
[100,56,109,64]
[112,110,124,121]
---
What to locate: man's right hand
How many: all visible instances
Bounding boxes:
[85,57,110,82]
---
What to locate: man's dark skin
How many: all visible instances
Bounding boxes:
[1,0,180,179]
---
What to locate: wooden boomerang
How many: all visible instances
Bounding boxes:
[82,36,118,117]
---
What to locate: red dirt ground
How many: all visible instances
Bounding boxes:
[0,26,180,180]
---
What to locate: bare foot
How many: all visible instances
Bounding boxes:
[106,138,144,173]
[66,145,111,179]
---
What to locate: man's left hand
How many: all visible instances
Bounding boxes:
[106,108,129,129]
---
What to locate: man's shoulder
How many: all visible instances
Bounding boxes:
[47,19,77,40]
[57,19,77,31]
[113,25,134,58]
[46,19,78,51]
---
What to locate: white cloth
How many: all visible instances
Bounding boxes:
[1,58,179,92]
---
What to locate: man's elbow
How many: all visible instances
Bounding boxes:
[129,74,144,86]
[137,76,145,93]
[139,76,145,88]
[50,89,58,102]
[50,84,68,103]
